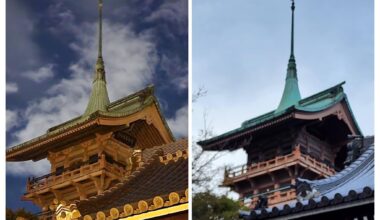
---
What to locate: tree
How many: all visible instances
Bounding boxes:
[192,87,223,190]
[6,208,38,220]
[192,87,245,219]
[193,191,242,220]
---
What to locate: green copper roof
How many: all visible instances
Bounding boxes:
[198,82,362,147]
[243,82,346,128]
[276,0,301,113]
[7,85,175,161]
[276,57,301,112]
[84,57,110,115]
[48,85,157,133]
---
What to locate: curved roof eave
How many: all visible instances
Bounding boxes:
[199,82,362,149]
[6,87,175,161]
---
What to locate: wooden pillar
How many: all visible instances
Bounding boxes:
[91,174,105,195]
[32,196,45,210]
[286,167,296,185]
[248,179,256,192]
[72,182,87,200]
[51,189,63,202]
[47,152,56,172]
[269,173,279,189]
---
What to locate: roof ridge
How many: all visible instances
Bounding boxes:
[241,110,275,128]
[107,85,154,109]
[47,86,155,134]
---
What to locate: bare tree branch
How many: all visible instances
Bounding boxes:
[192,92,225,191]
[192,86,207,103]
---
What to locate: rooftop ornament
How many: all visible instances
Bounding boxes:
[276,0,301,113]
[84,0,110,116]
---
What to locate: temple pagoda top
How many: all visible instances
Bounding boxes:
[198,0,362,151]
[276,0,301,113]
[6,0,174,162]
[84,0,110,116]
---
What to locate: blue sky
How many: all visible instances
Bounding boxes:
[6,0,188,212]
[193,0,374,192]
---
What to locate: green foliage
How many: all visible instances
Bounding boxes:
[6,208,38,220]
[193,191,242,220]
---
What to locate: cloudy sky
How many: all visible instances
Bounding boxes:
[6,0,187,212]
[193,0,373,193]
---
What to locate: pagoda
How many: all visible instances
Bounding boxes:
[198,0,361,208]
[6,1,188,219]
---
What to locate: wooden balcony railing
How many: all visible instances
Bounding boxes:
[267,189,296,206]
[26,154,127,193]
[224,146,335,184]
[247,188,297,208]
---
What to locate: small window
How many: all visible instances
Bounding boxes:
[323,159,331,167]
[280,145,292,156]
[55,166,64,176]
[300,146,308,155]
[310,152,320,160]
[264,148,276,160]
[250,156,259,164]
[105,154,114,164]
[279,181,291,189]
[89,154,99,164]
[69,160,83,171]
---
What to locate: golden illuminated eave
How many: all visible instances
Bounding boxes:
[80,191,188,220]
[74,148,188,219]
[54,194,188,220]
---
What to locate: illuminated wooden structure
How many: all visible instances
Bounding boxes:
[6,1,188,219]
[198,0,361,208]
[48,140,188,220]
[75,140,188,220]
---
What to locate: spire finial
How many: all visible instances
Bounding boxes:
[275,0,301,113]
[83,0,110,116]
[98,0,103,58]
[94,0,105,82]
[290,0,295,58]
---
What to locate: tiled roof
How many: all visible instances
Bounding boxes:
[76,140,188,219]
[6,85,174,161]
[198,82,362,150]
[48,85,156,133]
[239,143,374,219]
